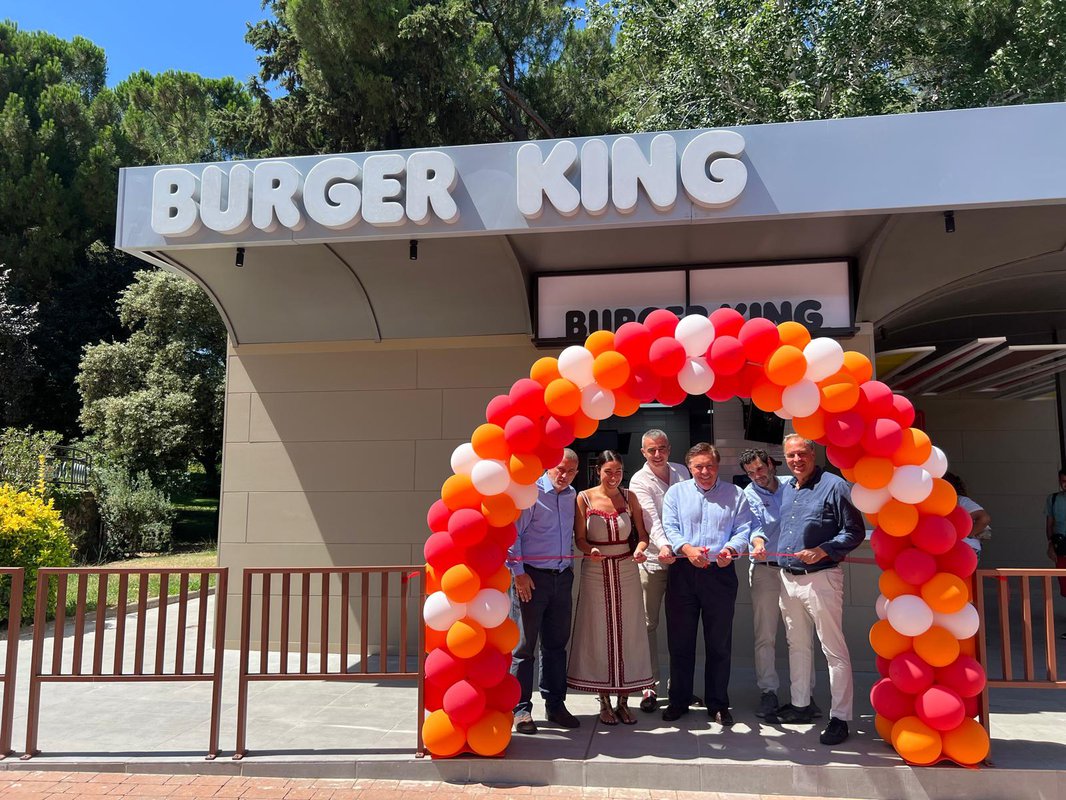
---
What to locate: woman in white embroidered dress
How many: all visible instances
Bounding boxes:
[568,450,655,725]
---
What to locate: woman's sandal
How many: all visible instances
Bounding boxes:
[598,696,619,725]
[615,702,637,725]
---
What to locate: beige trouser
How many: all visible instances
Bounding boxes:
[750,562,815,694]
[779,567,853,720]
[639,562,669,694]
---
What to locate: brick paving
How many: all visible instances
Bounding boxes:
[0,774,853,800]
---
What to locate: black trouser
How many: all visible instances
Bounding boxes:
[510,566,574,715]
[665,559,738,713]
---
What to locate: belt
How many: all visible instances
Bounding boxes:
[755,562,780,568]
[525,565,570,575]
[781,564,838,576]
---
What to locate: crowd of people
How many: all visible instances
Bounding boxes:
[506,429,866,747]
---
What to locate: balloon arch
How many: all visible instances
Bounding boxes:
[420,308,989,766]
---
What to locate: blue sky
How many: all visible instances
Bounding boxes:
[3,0,270,86]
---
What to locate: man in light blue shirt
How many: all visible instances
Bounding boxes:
[661,443,757,726]
[507,449,580,734]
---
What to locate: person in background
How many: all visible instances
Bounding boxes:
[1046,469,1066,633]
[943,472,992,560]
[628,429,689,713]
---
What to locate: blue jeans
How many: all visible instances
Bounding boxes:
[510,566,573,715]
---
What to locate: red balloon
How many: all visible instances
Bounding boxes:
[890,652,935,695]
[614,322,652,367]
[862,418,904,457]
[706,369,740,402]
[644,309,680,338]
[876,656,892,678]
[443,679,487,727]
[895,547,938,586]
[466,539,505,579]
[448,508,489,548]
[735,362,763,398]
[915,685,966,731]
[656,374,687,406]
[911,515,957,556]
[465,646,510,688]
[485,673,521,713]
[424,680,445,712]
[823,410,865,448]
[871,527,911,562]
[504,415,541,453]
[485,394,515,427]
[709,335,745,375]
[856,381,895,420]
[626,364,661,403]
[648,337,686,376]
[937,540,978,578]
[709,307,745,338]
[871,676,917,721]
[427,499,452,533]
[826,443,864,470]
[535,441,564,471]
[738,317,780,363]
[542,415,574,449]
[509,378,547,420]
[424,531,464,572]
[936,655,986,698]
[946,505,974,539]
[425,647,466,687]
[487,523,517,550]
[890,394,916,427]
[963,694,979,718]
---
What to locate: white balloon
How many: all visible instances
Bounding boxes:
[922,446,949,479]
[803,337,845,382]
[851,483,892,514]
[674,315,716,357]
[505,479,540,510]
[558,345,595,388]
[677,356,716,395]
[886,594,934,637]
[782,379,821,417]
[450,443,479,476]
[423,591,467,631]
[466,588,511,628]
[934,603,980,639]
[889,465,934,504]
[774,408,794,420]
[581,384,615,420]
[875,594,890,620]
[471,459,510,496]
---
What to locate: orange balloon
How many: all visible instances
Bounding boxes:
[869,618,913,658]
[612,387,641,418]
[777,321,812,349]
[529,357,561,388]
[471,423,509,461]
[913,625,960,668]
[441,474,484,511]
[865,512,879,529]
[917,478,957,516]
[765,345,807,386]
[819,371,860,413]
[958,635,977,657]
[751,377,785,412]
[425,626,448,653]
[570,410,598,439]
[481,493,519,527]
[466,708,512,756]
[879,569,918,600]
[941,718,989,765]
[879,499,920,536]
[485,565,512,593]
[842,351,873,384]
[544,378,581,417]
[841,467,856,482]
[892,427,933,467]
[447,618,487,659]
[854,456,895,489]
[422,709,467,757]
[892,716,943,765]
[441,564,482,603]
[425,564,442,594]
[584,330,616,357]
[874,713,896,743]
[485,617,520,653]
[592,351,631,390]
[921,572,969,614]
[792,408,827,441]
[508,452,543,485]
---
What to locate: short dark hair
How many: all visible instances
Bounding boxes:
[685,442,720,465]
[739,448,774,469]
[943,471,968,497]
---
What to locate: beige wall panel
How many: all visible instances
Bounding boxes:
[225,393,251,443]
[442,387,509,439]
[222,441,415,492]
[246,490,439,545]
[228,350,418,394]
[248,390,443,443]
[417,345,542,389]
[960,428,1057,463]
[219,492,248,544]
[415,439,465,492]
[220,542,413,569]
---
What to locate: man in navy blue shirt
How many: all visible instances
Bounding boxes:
[762,434,863,746]
[508,449,581,734]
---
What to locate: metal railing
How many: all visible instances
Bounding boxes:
[234,566,426,759]
[22,567,228,760]
[0,569,22,758]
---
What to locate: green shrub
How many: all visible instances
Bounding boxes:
[94,466,175,558]
[0,484,74,620]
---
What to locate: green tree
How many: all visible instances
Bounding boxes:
[77,270,226,488]
[0,268,40,423]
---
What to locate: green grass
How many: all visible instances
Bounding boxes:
[62,548,218,617]
[171,471,221,548]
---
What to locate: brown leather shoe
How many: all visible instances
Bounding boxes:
[514,712,537,734]
[712,709,734,727]
[546,705,581,728]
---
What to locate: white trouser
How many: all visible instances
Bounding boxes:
[639,562,669,694]
[779,567,853,720]
[750,562,816,694]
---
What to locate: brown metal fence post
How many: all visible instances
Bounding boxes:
[21,572,50,759]
[234,569,254,759]
[0,569,23,757]
[207,569,228,760]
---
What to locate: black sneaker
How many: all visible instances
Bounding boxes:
[756,690,779,719]
[766,703,815,724]
[546,705,581,728]
[820,717,849,745]
[711,708,734,726]
[639,692,658,713]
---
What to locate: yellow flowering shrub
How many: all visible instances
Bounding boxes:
[0,483,73,620]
